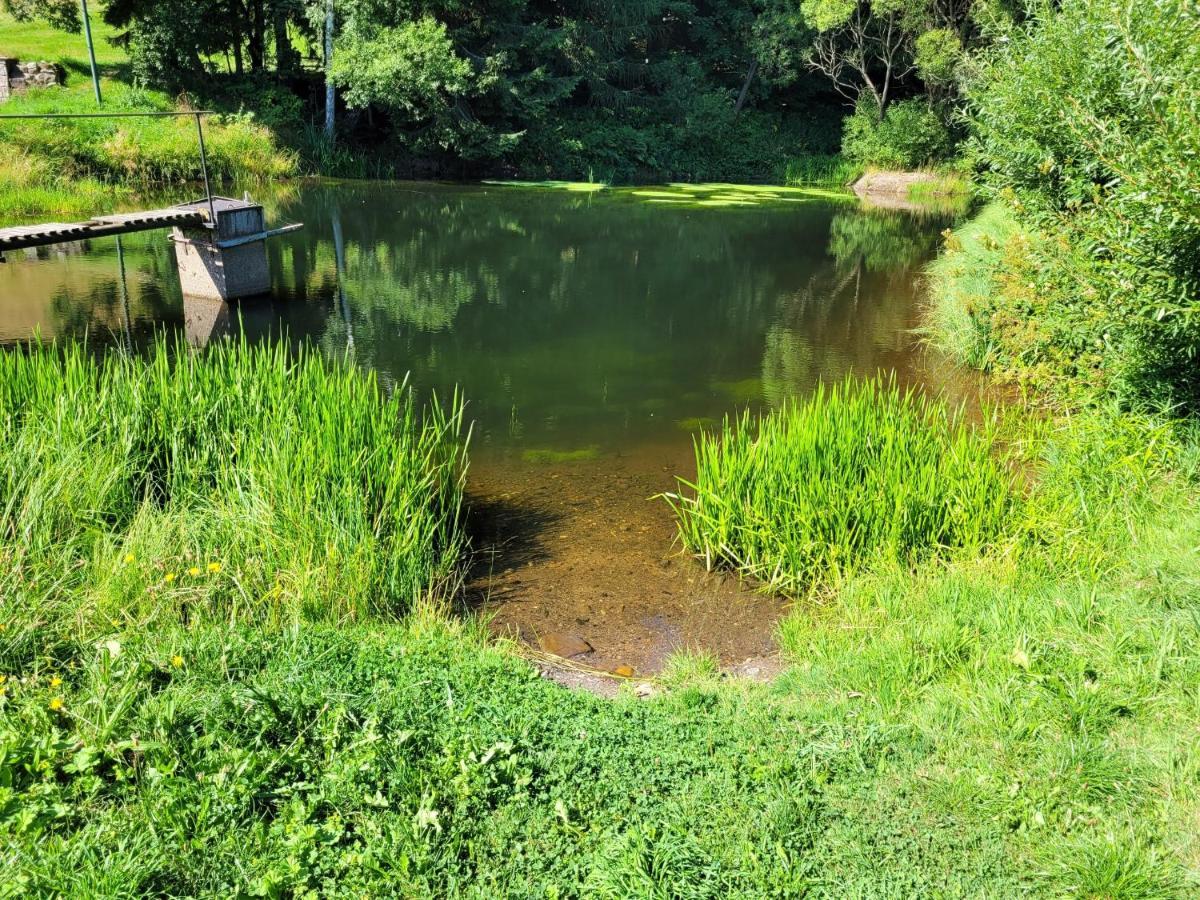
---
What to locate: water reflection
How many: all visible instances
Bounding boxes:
[0,182,958,457]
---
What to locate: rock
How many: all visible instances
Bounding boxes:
[611,664,634,678]
[537,632,593,659]
[634,682,655,698]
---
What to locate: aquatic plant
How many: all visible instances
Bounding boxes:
[0,335,467,657]
[665,375,1013,592]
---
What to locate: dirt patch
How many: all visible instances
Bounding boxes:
[464,441,789,677]
[852,171,946,211]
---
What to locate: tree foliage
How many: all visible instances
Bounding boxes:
[967,0,1200,405]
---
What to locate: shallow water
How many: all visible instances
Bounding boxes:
[0,180,970,673]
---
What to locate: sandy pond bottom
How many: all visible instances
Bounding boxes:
[466,444,787,679]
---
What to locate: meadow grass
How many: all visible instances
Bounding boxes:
[923,201,1026,369]
[0,10,296,223]
[2,403,1196,896]
[782,153,861,186]
[665,376,1014,593]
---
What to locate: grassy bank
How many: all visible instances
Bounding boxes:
[0,9,296,221]
[3,337,1198,894]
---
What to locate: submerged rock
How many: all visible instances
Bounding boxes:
[611,664,635,678]
[538,632,593,659]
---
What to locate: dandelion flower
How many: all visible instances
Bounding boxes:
[171,655,184,668]
[123,553,136,564]
[188,567,200,577]
[49,676,62,688]
[164,572,176,583]
[207,562,221,574]
[49,697,64,712]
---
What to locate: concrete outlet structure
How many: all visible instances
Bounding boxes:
[171,197,273,301]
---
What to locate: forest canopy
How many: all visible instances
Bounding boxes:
[2,0,1019,180]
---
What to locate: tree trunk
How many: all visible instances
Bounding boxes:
[324,0,335,139]
[231,0,245,75]
[733,58,758,116]
[273,7,294,73]
[248,0,266,72]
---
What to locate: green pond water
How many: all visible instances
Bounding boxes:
[0,181,960,462]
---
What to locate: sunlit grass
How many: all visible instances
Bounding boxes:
[665,375,1014,592]
[0,334,468,664]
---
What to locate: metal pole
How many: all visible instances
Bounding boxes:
[324,0,335,138]
[79,0,102,106]
[194,112,217,229]
[115,234,132,350]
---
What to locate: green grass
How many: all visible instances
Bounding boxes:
[0,336,467,651]
[665,376,1014,592]
[1,337,1199,894]
[923,201,1025,370]
[0,8,126,66]
[782,153,861,187]
[0,10,296,223]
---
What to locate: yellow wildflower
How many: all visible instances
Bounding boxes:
[171,655,184,669]
[164,572,176,583]
[207,562,221,574]
[49,697,64,712]
[188,567,201,577]
[49,676,62,688]
[123,553,136,564]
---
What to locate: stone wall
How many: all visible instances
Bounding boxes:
[0,59,62,101]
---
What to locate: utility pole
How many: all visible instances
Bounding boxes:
[323,0,335,139]
[79,0,102,105]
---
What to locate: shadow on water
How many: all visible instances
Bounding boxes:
[462,490,562,606]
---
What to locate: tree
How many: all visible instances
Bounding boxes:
[801,0,917,114]
[2,0,80,33]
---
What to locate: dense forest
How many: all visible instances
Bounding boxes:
[4,0,1019,180]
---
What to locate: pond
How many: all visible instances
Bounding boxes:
[0,180,969,675]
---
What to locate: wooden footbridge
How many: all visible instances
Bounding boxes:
[0,110,300,300]
[0,207,210,254]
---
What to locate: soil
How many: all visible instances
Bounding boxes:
[464,441,789,678]
[852,171,946,211]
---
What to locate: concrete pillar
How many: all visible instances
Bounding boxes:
[171,197,272,301]
[183,295,233,347]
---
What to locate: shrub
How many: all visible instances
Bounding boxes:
[842,98,952,170]
[664,376,1014,593]
[966,0,1200,407]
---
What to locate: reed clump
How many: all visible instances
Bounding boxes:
[665,376,1014,593]
[0,336,467,666]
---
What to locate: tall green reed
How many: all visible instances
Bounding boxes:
[664,376,1014,594]
[0,335,468,668]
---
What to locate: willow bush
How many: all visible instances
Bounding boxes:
[0,337,467,669]
[665,377,1014,593]
[965,0,1200,407]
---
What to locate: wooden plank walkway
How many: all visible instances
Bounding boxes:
[0,207,208,254]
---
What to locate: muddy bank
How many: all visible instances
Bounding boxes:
[852,171,951,211]
[464,441,788,678]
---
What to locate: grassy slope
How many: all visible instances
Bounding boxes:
[0,10,295,223]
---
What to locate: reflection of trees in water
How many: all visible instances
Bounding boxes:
[41,235,181,346]
[828,207,945,275]
[285,185,830,349]
[760,206,954,406]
